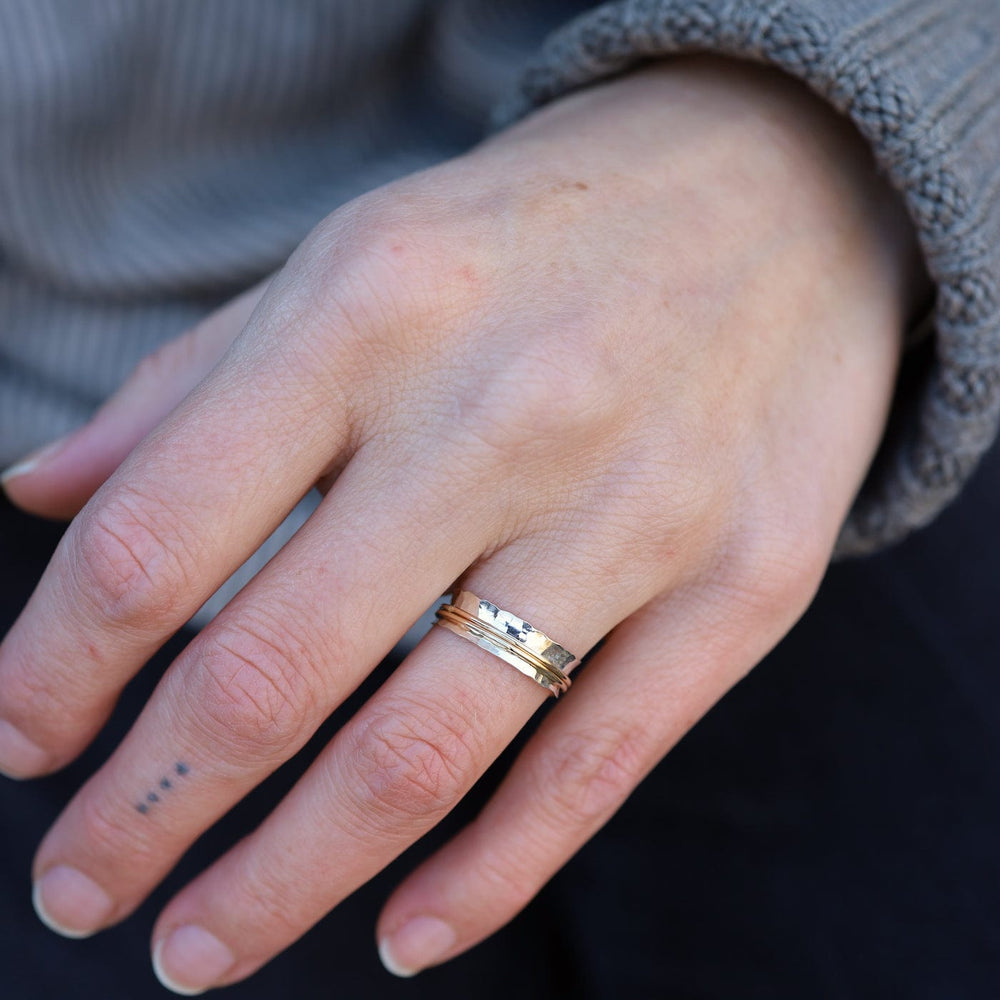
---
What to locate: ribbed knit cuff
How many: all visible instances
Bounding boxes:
[498,0,1000,557]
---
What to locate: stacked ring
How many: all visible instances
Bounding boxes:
[434,590,575,697]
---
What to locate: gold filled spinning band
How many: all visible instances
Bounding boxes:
[433,590,575,697]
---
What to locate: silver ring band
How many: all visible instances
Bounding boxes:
[434,590,574,697]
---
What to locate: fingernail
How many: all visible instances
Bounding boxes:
[379,915,456,977]
[1,435,70,485]
[33,865,115,938]
[153,925,237,995]
[0,719,50,779]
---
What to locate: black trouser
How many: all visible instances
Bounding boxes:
[2,447,1000,1000]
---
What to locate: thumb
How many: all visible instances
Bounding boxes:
[2,278,270,520]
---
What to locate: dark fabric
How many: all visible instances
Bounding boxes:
[2,442,1000,999]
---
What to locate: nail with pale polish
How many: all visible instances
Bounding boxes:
[379,915,456,977]
[0,719,50,779]
[153,925,237,996]
[33,865,115,938]
[1,435,70,485]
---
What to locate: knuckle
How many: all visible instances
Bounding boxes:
[284,207,452,422]
[345,701,477,827]
[71,487,192,633]
[305,201,440,334]
[537,723,649,830]
[75,794,158,871]
[585,456,715,572]
[0,667,84,753]
[230,856,306,939]
[191,615,324,763]
[763,538,829,615]
[717,514,832,629]
[465,842,541,911]
[459,329,625,467]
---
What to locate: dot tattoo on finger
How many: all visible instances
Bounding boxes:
[134,762,190,815]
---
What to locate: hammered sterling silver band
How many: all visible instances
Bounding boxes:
[434,590,574,697]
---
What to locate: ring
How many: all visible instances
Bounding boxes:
[434,590,575,697]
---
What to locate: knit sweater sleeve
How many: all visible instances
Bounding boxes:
[496,0,1000,557]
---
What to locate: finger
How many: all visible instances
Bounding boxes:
[0,247,386,778]
[28,438,498,939]
[2,278,270,519]
[144,530,667,994]
[375,567,821,975]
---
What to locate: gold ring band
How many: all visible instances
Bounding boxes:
[436,606,566,686]
[433,590,574,697]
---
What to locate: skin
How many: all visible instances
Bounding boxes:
[0,57,927,993]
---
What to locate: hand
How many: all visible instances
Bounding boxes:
[0,57,924,992]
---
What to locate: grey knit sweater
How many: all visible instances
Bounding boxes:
[1,0,998,558]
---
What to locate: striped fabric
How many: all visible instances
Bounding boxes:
[0,0,998,560]
[0,0,506,456]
